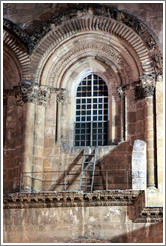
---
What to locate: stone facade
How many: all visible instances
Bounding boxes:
[3,3,163,243]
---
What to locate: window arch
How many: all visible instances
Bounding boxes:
[75,74,109,146]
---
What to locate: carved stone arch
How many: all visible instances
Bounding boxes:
[35,32,142,91]
[30,5,162,85]
[3,29,30,82]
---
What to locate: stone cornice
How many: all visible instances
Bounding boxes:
[134,207,163,223]
[128,191,163,223]
[3,190,141,209]
[3,190,163,223]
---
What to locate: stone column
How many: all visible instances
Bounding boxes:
[14,83,48,192]
[32,104,46,192]
[22,102,35,191]
[117,86,125,142]
[56,89,67,143]
[141,75,156,188]
[31,85,50,192]
[155,74,163,190]
[110,96,116,143]
[3,95,8,146]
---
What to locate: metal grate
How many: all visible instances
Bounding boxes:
[75,74,109,146]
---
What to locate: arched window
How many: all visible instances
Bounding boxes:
[75,74,109,146]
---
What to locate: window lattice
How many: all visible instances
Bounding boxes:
[75,74,109,146]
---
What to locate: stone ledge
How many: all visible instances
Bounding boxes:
[134,207,163,223]
[4,190,141,209]
[3,190,163,223]
[128,190,163,223]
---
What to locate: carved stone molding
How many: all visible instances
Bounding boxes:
[4,4,162,79]
[128,191,163,223]
[3,18,32,51]
[3,190,163,223]
[3,29,30,81]
[3,4,159,53]
[3,83,66,107]
[3,190,141,209]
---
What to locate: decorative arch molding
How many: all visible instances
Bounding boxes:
[28,5,162,85]
[31,17,154,83]
[3,4,162,84]
[38,33,141,90]
[3,29,30,81]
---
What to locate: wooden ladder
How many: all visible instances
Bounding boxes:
[79,148,97,193]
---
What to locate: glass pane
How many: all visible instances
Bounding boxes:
[75,135,80,140]
[75,74,108,147]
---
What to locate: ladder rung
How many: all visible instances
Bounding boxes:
[84,162,94,164]
[83,170,93,172]
[67,173,80,175]
[81,185,91,187]
[82,177,92,179]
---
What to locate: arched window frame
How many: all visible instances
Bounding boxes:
[74,73,110,147]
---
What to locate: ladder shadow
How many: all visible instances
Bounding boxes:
[49,150,83,191]
[66,149,95,191]
[49,150,95,191]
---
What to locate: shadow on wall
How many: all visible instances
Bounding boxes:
[111,221,163,243]
[49,141,133,191]
[49,150,84,191]
[3,97,25,194]
[94,141,133,190]
[66,222,163,243]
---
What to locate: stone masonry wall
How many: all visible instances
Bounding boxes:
[3,98,25,193]
[3,206,163,243]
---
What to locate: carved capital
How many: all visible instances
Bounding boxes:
[4,82,66,107]
[141,74,156,97]
[56,89,67,103]
[117,86,125,100]
[135,75,156,99]
[156,73,163,83]
[37,85,50,107]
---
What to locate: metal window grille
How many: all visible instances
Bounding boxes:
[75,74,109,146]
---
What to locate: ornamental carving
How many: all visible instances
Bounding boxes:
[56,89,67,103]
[3,18,30,48]
[151,51,163,74]
[135,74,156,99]
[117,86,125,100]
[3,4,159,55]
[59,43,122,66]
[3,190,163,223]
[3,190,141,209]
[3,82,66,107]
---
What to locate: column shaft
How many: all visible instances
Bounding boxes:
[145,96,155,187]
[22,102,35,191]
